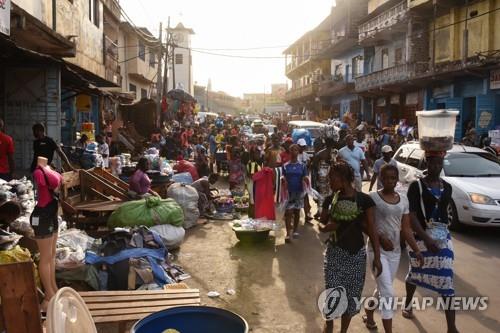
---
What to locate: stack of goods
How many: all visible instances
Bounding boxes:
[167,183,199,229]
[81,142,104,169]
[55,227,190,291]
[0,177,36,237]
[144,148,161,170]
[233,195,249,213]
[84,227,190,291]
[214,196,234,214]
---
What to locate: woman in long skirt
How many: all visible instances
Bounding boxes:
[403,151,459,333]
[319,161,382,333]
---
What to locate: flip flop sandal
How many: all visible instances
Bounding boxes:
[362,315,378,330]
[402,309,414,319]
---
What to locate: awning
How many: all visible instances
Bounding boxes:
[66,62,120,88]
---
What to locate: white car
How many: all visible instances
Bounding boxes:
[393,142,500,230]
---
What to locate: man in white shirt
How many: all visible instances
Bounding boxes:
[369,145,398,191]
[96,134,110,168]
[338,134,370,191]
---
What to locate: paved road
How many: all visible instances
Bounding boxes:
[176,182,500,333]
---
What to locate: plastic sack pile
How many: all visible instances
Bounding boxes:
[108,197,184,228]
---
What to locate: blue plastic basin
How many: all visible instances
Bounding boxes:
[131,306,249,333]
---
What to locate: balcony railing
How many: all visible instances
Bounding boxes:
[359,0,408,43]
[285,83,319,102]
[286,55,312,76]
[104,36,121,86]
[318,74,356,96]
[355,62,428,91]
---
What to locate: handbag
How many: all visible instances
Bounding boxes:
[418,180,448,247]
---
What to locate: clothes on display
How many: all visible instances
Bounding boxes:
[252,167,276,220]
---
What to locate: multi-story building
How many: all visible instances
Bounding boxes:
[167,23,195,95]
[314,0,369,120]
[119,22,159,102]
[355,0,429,127]
[1,0,121,170]
[283,20,331,119]
[286,0,499,138]
[410,0,500,138]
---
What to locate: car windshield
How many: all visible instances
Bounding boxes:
[306,128,322,138]
[444,153,500,177]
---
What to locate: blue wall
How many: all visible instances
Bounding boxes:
[424,76,499,140]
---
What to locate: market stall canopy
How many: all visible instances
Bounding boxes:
[167,89,197,103]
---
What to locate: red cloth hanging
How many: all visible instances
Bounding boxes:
[252,167,275,220]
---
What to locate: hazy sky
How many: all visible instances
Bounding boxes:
[120,0,333,97]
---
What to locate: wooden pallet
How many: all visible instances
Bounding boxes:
[78,288,200,325]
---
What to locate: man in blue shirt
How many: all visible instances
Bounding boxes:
[283,144,308,243]
[338,134,370,191]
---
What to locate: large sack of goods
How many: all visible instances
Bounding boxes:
[150,224,185,250]
[167,183,199,229]
[108,197,184,228]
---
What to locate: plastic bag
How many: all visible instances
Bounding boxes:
[171,172,193,184]
[0,245,40,287]
[167,183,199,229]
[108,197,184,228]
[55,246,85,269]
[57,228,95,252]
[150,224,186,249]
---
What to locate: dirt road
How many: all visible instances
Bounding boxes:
[177,214,500,332]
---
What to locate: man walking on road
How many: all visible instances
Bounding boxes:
[0,119,15,181]
[338,134,370,192]
[369,145,397,192]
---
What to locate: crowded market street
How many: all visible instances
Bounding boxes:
[1,0,500,332]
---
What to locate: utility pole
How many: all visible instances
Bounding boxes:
[172,42,176,90]
[156,21,163,126]
[162,16,170,96]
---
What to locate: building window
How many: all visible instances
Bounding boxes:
[141,88,147,99]
[395,48,403,65]
[138,42,146,61]
[175,54,183,65]
[129,84,136,92]
[88,0,100,27]
[381,48,389,69]
[352,56,363,78]
[149,51,156,67]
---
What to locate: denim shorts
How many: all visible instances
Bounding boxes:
[31,200,59,238]
[286,191,305,210]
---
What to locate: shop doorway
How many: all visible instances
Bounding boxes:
[462,97,476,137]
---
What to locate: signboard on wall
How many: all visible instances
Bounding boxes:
[478,110,493,129]
[0,0,10,36]
[490,70,500,90]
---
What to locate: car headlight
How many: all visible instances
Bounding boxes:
[469,193,496,205]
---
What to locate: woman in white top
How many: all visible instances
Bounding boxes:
[364,164,423,333]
